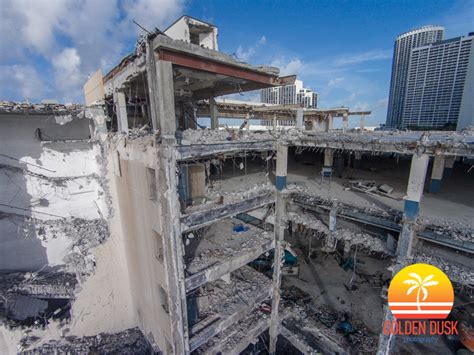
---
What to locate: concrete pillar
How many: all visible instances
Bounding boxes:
[398,154,429,258]
[155,60,176,137]
[273,114,277,130]
[342,112,349,133]
[354,151,362,169]
[275,144,288,190]
[429,155,445,193]
[209,97,218,129]
[114,91,129,133]
[296,108,304,129]
[444,156,455,178]
[324,148,334,168]
[360,114,365,131]
[157,138,190,354]
[269,144,288,354]
[326,113,333,132]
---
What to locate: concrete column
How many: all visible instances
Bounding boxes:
[155,60,176,137]
[209,97,218,129]
[269,146,288,353]
[398,153,429,258]
[354,151,362,169]
[157,138,190,354]
[444,156,455,178]
[429,155,445,193]
[114,91,129,133]
[324,148,334,168]
[342,112,349,133]
[296,108,304,129]
[273,114,277,130]
[326,113,333,132]
[360,114,365,131]
[275,144,288,190]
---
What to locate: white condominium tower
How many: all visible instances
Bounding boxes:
[386,26,444,128]
[260,79,318,108]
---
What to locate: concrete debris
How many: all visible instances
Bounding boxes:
[413,253,474,286]
[21,327,152,354]
[184,182,274,214]
[186,219,273,275]
[0,101,84,115]
[346,180,400,200]
[199,266,271,319]
[288,209,389,254]
[180,127,305,145]
[281,287,378,354]
[1,272,77,299]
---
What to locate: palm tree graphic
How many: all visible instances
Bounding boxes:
[403,273,439,311]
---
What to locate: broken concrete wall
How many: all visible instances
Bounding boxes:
[110,137,173,352]
[0,112,104,272]
[0,106,136,353]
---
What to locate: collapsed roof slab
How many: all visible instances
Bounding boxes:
[152,34,294,94]
[194,309,270,355]
[176,141,275,160]
[180,192,275,231]
[292,191,474,255]
[297,130,474,157]
[185,218,274,292]
[189,266,272,351]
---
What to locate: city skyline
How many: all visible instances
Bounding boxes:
[1,0,473,127]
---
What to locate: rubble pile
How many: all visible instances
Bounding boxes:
[186,229,273,275]
[0,101,84,115]
[422,218,474,242]
[200,266,271,319]
[22,327,151,354]
[195,309,269,354]
[413,253,474,286]
[288,209,388,254]
[180,127,305,145]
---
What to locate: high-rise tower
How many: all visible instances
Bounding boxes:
[385,26,444,128]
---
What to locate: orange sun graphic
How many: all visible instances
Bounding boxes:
[388,263,454,319]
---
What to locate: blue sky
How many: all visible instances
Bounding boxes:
[1,0,473,126]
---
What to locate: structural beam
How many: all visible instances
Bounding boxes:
[180,192,274,231]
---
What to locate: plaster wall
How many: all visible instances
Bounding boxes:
[113,151,173,351]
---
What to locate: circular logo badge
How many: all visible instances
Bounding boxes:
[388,263,454,319]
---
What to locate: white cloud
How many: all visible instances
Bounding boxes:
[0,65,47,100]
[328,77,344,87]
[52,48,83,100]
[0,0,184,102]
[122,0,185,33]
[235,35,268,62]
[270,58,304,76]
[334,49,392,66]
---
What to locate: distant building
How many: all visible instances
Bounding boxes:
[386,26,444,128]
[402,33,474,130]
[260,80,317,108]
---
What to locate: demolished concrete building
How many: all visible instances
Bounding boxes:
[1,16,473,355]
